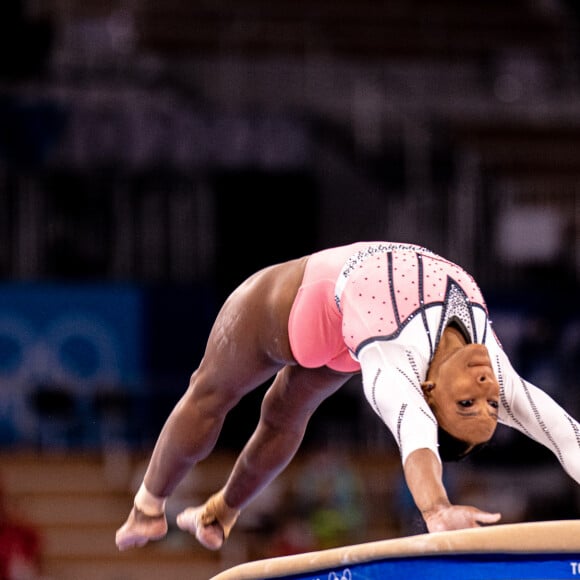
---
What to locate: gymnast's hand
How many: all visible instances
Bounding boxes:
[423,504,501,533]
[115,505,168,551]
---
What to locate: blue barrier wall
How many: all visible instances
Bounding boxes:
[0,282,218,448]
[0,283,145,445]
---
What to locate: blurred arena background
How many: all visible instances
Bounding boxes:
[0,1,580,578]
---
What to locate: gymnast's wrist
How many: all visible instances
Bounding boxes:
[134,482,167,517]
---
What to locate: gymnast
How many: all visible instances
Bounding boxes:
[115,241,580,552]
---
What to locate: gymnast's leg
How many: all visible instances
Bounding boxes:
[116,257,307,551]
[177,364,353,549]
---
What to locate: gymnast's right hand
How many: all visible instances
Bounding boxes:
[423,504,501,533]
[115,506,168,551]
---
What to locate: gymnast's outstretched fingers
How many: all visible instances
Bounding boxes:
[424,504,502,533]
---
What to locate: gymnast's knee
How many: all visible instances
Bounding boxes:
[259,387,312,436]
[185,370,244,416]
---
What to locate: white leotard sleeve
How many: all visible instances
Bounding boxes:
[494,345,580,485]
[358,341,440,465]
[359,331,580,485]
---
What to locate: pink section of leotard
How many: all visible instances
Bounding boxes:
[339,247,485,353]
[287,243,366,372]
[288,242,485,372]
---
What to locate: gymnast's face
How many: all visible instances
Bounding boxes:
[424,344,500,448]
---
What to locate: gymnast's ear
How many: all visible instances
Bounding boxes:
[421,381,436,399]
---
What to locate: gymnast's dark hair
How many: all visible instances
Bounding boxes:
[437,425,488,462]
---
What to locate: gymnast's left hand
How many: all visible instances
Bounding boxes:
[423,504,501,533]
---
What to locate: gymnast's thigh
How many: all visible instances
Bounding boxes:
[190,270,294,405]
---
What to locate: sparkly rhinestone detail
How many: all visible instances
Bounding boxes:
[371,367,383,420]
[396,403,407,454]
[445,283,473,336]
[387,252,401,326]
[521,379,564,465]
[499,375,532,437]
[565,414,580,451]
[434,280,478,346]
[335,242,433,312]
[405,348,422,396]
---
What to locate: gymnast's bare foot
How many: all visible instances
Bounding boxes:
[115,506,168,551]
[177,506,225,550]
[177,492,240,550]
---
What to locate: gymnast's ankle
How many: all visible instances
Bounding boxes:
[201,491,241,539]
[134,482,167,517]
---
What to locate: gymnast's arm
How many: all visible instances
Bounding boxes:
[497,349,580,485]
[357,342,501,533]
[404,448,500,532]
